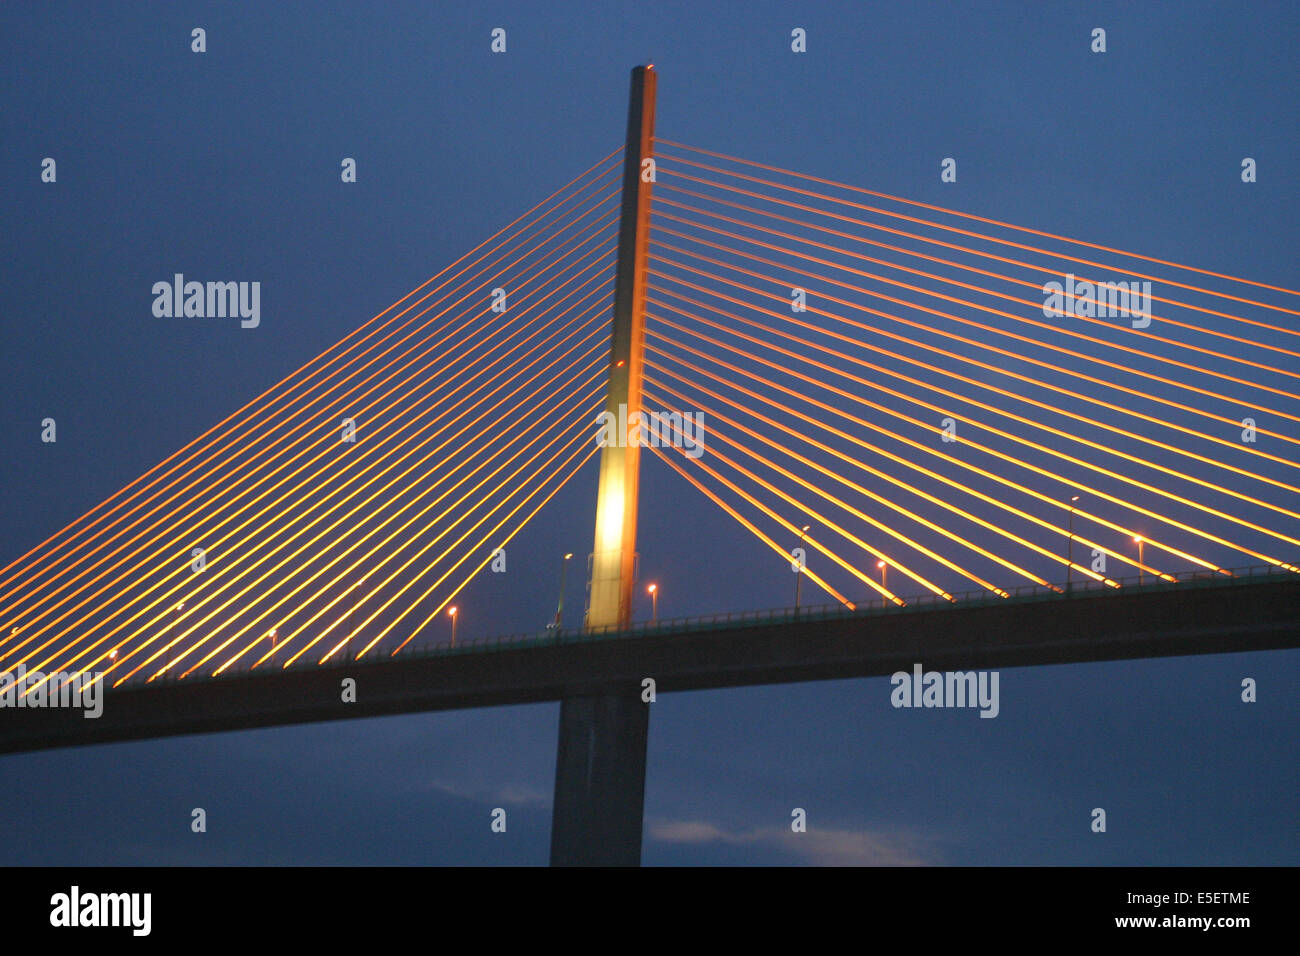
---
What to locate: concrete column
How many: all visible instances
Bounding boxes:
[549,687,649,866]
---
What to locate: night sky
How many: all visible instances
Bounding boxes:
[2,1,1297,865]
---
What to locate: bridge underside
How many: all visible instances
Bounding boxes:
[1,575,1296,755]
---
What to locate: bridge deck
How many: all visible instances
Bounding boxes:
[1,571,1296,755]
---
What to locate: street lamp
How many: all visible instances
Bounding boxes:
[1133,536,1145,585]
[169,601,184,636]
[795,525,811,611]
[1067,495,1080,594]
[449,606,458,647]
[648,583,658,623]
[554,554,573,629]
[267,628,278,667]
[877,559,887,601]
[346,579,365,662]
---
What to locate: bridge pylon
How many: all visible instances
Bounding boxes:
[549,65,656,867]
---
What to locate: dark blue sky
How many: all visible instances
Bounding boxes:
[1,1,1296,864]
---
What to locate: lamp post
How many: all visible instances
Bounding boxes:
[354,581,363,661]
[795,524,810,611]
[554,554,573,629]
[346,579,364,663]
[877,560,887,602]
[647,583,658,623]
[267,628,277,667]
[449,606,458,647]
[1067,495,1080,594]
[1134,536,1145,585]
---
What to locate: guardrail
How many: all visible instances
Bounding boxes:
[101,560,1300,689]
[390,561,1298,660]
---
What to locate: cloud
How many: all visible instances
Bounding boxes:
[647,817,940,866]
[427,779,549,808]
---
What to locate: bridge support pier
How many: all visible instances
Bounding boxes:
[549,687,649,866]
[549,64,657,867]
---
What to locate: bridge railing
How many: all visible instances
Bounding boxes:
[388,560,1298,660]
[118,560,1298,688]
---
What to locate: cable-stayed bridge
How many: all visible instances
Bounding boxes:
[2,67,1298,864]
